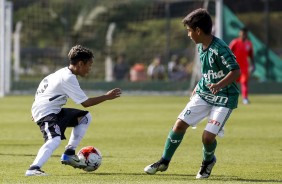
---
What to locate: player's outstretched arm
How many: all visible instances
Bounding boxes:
[81,88,122,108]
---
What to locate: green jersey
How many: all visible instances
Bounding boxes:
[196,36,240,109]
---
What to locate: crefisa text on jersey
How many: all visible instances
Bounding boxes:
[203,70,225,81]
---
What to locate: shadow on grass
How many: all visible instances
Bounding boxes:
[81,172,282,183]
[201,175,282,183]
[92,173,194,177]
[0,153,38,157]
[234,178,282,183]
[2,152,281,183]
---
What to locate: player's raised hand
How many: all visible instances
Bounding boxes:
[82,88,122,107]
[106,88,122,99]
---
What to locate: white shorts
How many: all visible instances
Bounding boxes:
[177,94,233,137]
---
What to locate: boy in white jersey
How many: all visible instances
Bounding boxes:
[25,45,122,176]
[144,8,241,179]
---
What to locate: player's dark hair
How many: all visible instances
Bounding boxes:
[241,27,248,33]
[182,8,213,35]
[68,45,94,65]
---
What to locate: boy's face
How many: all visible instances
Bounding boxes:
[77,60,93,77]
[239,30,248,40]
[186,26,200,44]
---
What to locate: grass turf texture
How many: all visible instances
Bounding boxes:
[0,94,281,184]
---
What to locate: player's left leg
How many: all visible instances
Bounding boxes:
[60,110,92,169]
[240,73,250,104]
[196,106,232,179]
[196,131,217,179]
[66,112,92,151]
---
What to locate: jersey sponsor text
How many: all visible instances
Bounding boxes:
[208,119,221,126]
[199,91,228,106]
[203,70,225,81]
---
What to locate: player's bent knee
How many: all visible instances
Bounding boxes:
[173,119,189,133]
[85,113,92,124]
[202,131,216,144]
[78,112,92,125]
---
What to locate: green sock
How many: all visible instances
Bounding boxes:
[202,139,217,162]
[162,129,185,161]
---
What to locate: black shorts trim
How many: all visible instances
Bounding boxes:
[37,108,89,141]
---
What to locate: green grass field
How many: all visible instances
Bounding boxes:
[0,94,281,184]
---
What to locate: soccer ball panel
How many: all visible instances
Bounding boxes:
[77,146,102,172]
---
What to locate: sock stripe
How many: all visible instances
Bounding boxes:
[44,122,52,140]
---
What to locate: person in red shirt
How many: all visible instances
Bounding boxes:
[229,27,255,104]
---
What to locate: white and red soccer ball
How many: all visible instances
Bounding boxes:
[77,146,102,172]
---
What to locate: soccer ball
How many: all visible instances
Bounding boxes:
[77,146,102,172]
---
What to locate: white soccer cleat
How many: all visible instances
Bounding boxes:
[243,98,250,105]
[196,156,216,179]
[25,169,48,176]
[144,159,169,175]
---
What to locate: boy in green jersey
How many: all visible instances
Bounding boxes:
[144,8,241,179]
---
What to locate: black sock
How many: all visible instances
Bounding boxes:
[64,149,75,155]
[29,165,40,170]
[160,157,170,166]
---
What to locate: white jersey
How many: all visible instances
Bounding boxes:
[31,67,88,122]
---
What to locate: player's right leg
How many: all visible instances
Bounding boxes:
[144,120,188,174]
[144,94,211,175]
[25,136,61,176]
[144,158,170,174]
[25,166,48,176]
